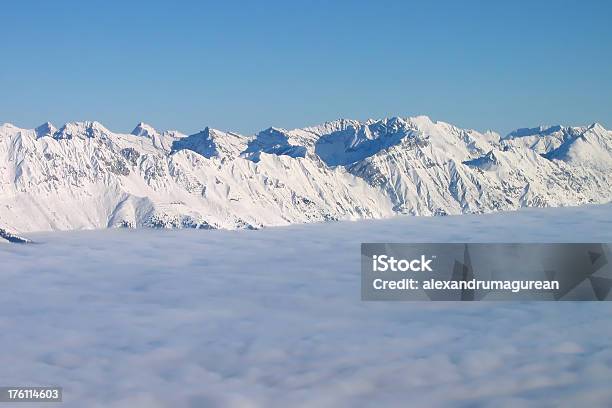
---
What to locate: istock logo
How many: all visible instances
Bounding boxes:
[372,255,434,272]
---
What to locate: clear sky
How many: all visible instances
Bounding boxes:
[1,0,611,136]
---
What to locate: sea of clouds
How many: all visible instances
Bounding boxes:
[1,204,612,407]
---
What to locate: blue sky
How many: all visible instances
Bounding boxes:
[1,0,610,135]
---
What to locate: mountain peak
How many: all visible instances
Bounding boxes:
[131,122,158,138]
[53,121,110,140]
[195,127,224,139]
[588,122,606,132]
[35,122,57,138]
[409,115,434,124]
[505,125,564,139]
[0,122,19,130]
[259,126,289,137]
[385,116,408,127]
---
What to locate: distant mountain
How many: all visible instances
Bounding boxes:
[1,116,610,234]
[0,227,31,243]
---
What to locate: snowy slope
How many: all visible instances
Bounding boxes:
[0,116,611,233]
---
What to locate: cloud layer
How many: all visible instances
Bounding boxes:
[1,205,612,407]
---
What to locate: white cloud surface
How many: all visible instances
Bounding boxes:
[1,205,612,407]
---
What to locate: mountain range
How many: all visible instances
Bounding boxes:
[1,116,611,239]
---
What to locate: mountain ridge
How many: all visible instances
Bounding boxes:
[1,116,610,234]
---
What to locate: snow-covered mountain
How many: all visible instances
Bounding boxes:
[1,116,610,234]
[0,227,31,244]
